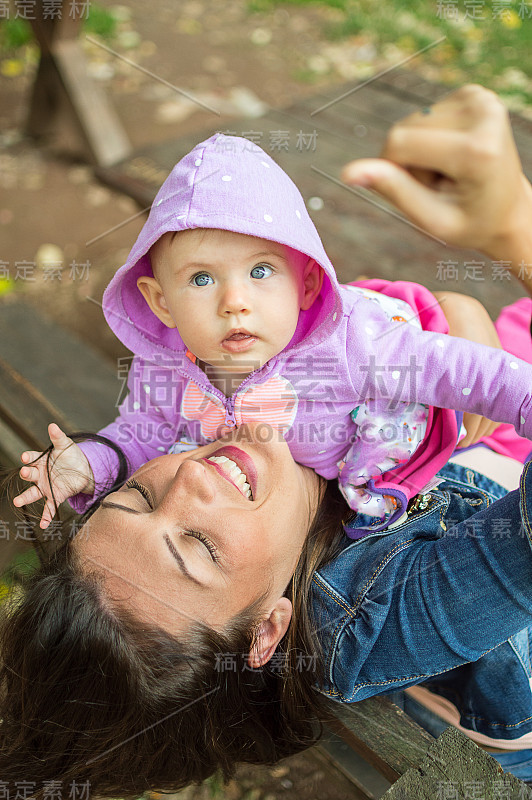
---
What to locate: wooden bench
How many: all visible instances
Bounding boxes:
[25,0,131,167]
[1,299,530,799]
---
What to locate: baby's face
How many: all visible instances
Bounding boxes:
[143,228,316,378]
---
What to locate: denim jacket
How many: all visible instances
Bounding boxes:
[311,459,532,740]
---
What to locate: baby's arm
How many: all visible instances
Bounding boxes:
[432,290,502,446]
[68,354,184,513]
[14,423,94,529]
[351,282,503,445]
[15,355,186,524]
[347,296,532,439]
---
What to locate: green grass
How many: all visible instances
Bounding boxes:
[249,0,346,8]
[248,0,532,108]
[84,3,118,39]
[1,547,40,587]
[0,2,117,55]
[0,17,32,51]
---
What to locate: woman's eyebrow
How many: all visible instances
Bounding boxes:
[163,534,203,587]
[98,502,204,586]
[100,500,142,515]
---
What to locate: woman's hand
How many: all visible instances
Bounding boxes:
[341,85,532,292]
[433,290,501,447]
[13,423,95,528]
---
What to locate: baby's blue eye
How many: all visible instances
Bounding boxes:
[250,264,273,279]
[192,273,213,287]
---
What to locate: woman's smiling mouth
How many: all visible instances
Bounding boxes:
[204,449,255,499]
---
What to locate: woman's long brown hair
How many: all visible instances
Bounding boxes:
[0,438,347,798]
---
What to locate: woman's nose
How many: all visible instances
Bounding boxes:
[168,459,216,505]
[218,281,251,316]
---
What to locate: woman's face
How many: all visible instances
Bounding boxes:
[75,424,321,635]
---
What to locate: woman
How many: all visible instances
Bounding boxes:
[4,84,532,795]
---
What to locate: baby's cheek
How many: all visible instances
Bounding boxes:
[267,315,299,351]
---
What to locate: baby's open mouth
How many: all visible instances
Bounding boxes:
[221,330,257,352]
[226,332,252,340]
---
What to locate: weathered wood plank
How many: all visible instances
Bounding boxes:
[318,727,392,799]
[53,38,132,167]
[382,726,532,798]
[0,354,71,451]
[0,302,119,459]
[323,696,435,784]
[0,417,28,467]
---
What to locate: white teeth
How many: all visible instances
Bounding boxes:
[207,456,253,499]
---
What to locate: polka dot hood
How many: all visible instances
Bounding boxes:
[102,133,343,360]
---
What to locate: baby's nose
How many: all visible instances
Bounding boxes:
[219,283,251,315]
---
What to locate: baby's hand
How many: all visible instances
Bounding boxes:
[13,423,94,528]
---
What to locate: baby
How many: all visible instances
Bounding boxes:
[15,134,532,537]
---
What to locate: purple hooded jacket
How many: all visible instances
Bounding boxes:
[73,134,532,535]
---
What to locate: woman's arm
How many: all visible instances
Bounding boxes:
[341,85,532,296]
[318,460,532,703]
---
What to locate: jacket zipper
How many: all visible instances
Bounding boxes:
[225,395,236,427]
[210,361,273,428]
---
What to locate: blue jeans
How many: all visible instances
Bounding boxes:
[312,457,532,782]
[394,451,532,782]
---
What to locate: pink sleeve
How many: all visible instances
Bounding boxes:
[480,297,532,463]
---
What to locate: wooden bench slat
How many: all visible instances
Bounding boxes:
[0,302,118,436]
[382,726,530,798]
[318,729,392,799]
[0,354,71,451]
[53,38,132,168]
[0,302,119,459]
[27,1,132,167]
[324,697,435,783]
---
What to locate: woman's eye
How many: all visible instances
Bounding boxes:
[250,264,273,280]
[186,531,220,563]
[125,479,154,509]
[191,273,213,287]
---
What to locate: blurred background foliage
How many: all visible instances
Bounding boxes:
[247,0,532,110]
[1,1,531,107]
